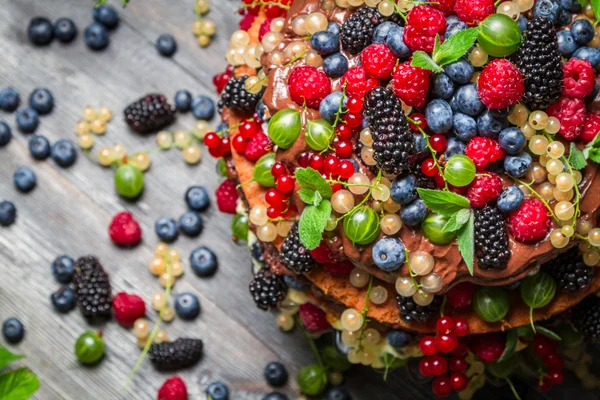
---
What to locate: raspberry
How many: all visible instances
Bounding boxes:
[469,332,505,363]
[562,58,596,99]
[582,112,600,143]
[298,302,330,332]
[546,96,586,141]
[360,44,398,80]
[446,282,475,308]
[392,62,431,108]
[432,0,456,14]
[215,179,238,214]
[108,212,142,247]
[112,292,146,327]
[309,241,336,264]
[288,66,331,109]
[258,18,273,41]
[244,132,270,161]
[454,0,494,26]
[467,172,503,208]
[341,66,380,98]
[158,377,188,400]
[477,59,524,109]
[238,13,256,31]
[465,137,504,171]
[508,198,552,242]
[403,5,446,52]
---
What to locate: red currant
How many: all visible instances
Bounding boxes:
[547,370,564,385]
[331,183,343,192]
[276,175,295,193]
[265,189,286,207]
[232,134,248,153]
[432,376,452,398]
[436,316,455,335]
[544,352,564,370]
[419,358,433,377]
[204,132,220,149]
[247,5,260,15]
[446,282,475,308]
[533,335,557,358]
[336,160,354,179]
[344,112,362,128]
[430,134,447,152]
[264,4,283,18]
[266,206,281,219]
[297,152,310,168]
[336,124,352,141]
[208,145,223,158]
[324,155,340,176]
[281,204,297,219]
[335,140,353,158]
[421,158,437,177]
[451,342,468,357]
[309,154,324,172]
[449,372,468,391]
[449,357,467,373]
[409,112,427,131]
[429,355,448,376]
[434,173,445,187]
[436,334,458,354]
[271,162,287,178]
[240,120,259,139]
[537,378,552,392]
[453,318,469,337]
[220,137,231,155]
[419,336,438,356]
[347,97,363,113]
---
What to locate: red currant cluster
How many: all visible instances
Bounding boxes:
[268,162,297,219]
[240,0,291,18]
[419,316,470,398]
[409,113,447,188]
[203,131,232,158]
[531,334,564,391]
[296,152,355,189]
[212,65,234,94]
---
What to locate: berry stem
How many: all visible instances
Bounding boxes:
[335,170,382,223]
[404,248,422,290]
[505,378,522,400]
[295,314,325,369]
[509,176,560,224]
[355,275,374,352]
[407,116,448,190]
[332,83,348,129]
[240,0,290,10]
[384,0,407,22]
[530,306,536,334]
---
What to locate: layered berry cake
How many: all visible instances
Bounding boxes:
[208,0,600,396]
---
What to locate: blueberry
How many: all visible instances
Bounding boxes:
[283,274,310,291]
[448,94,460,114]
[497,186,525,213]
[390,174,417,206]
[372,21,397,43]
[52,255,75,283]
[29,88,54,115]
[155,216,178,243]
[571,19,594,45]
[413,133,427,154]
[206,381,229,400]
[51,287,76,313]
[573,47,600,70]
[13,167,36,193]
[399,199,427,227]
[191,95,215,120]
[84,23,109,51]
[174,292,201,319]
[385,26,410,59]
[444,59,474,84]
[445,21,467,39]
[93,5,120,29]
[263,393,288,400]
[516,15,528,33]
[558,9,571,27]
[51,139,77,167]
[431,73,454,100]
[0,122,12,147]
[178,211,203,237]
[0,88,20,112]
[532,0,561,24]
[372,237,406,271]
[156,33,177,57]
[185,185,209,211]
[190,246,218,276]
[323,53,349,78]
[445,15,461,26]
[256,100,267,120]
[28,17,54,46]
[504,152,532,178]
[425,99,453,133]
[455,83,484,116]
[489,106,514,119]
[264,361,288,387]
[16,108,40,134]
[386,329,412,348]
[319,92,347,123]
[327,22,341,36]
[477,110,507,139]
[326,387,352,400]
[215,121,229,134]
[0,201,17,227]
[561,0,582,12]
[54,18,77,43]
[2,318,24,343]
[499,127,526,155]
[452,113,477,142]
[174,90,192,112]
[444,137,466,159]
[557,30,578,57]
[310,31,339,56]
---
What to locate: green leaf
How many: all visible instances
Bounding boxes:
[442,208,471,233]
[295,168,332,200]
[578,0,589,7]
[298,189,322,206]
[322,346,351,372]
[433,28,480,67]
[592,0,600,22]
[535,325,562,341]
[433,34,442,56]
[516,325,534,341]
[0,368,40,400]
[417,188,470,216]
[298,200,332,250]
[568,143,587,170]
[498,330,518,363]
[0,348,23,371]
[457,212,474,275]
[410,51,443,73]
[588,147,600,163]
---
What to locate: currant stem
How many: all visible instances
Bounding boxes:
[407,116,448,191]
[505,378,522,400]
[356,275,374,352]
[510,176,560,223]
[332,84,348,129]
[295,314,325,368]
[335,170,382,223]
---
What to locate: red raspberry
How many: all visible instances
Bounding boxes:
[393,62,431,107]
[238,13,256,31]
[467,172,503,207]
[446,282,475,308]
[469,332,505,363]
[323,260,355,275]
[404,6,446,52]
[298,303,330,332]
[432,0,456,14]
[478,59,524,109]
[454,0,494,26]
[546,96,586,141]
[340,66,380,98]
[258,18,273,41]
[562,58,596,99]
[215,179,238,214]
[244,132,270,161]
[158,377,188,400]
[360,44,398,80]
[582,111,600,143]
[288,66,331,109]
[108,212,142,247]
[112,292,146,327]
[465,137,504,171]
[508,198,552,242]
[309,241,337,263]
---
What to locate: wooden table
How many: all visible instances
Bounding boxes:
[0,1,598,399]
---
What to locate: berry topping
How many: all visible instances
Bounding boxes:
[249,268,287,311]
[465,137,504,171]
[215,179,238,214]
[341,7,389,55]
[469,332,505,363]
[474,203,510,269]
[403,5,446,52]
[562,58,596,98]
[244,132,270,161]
[454,0,494,26]
[392,62,431,108]
[546,96,586,141]
[108,211,142,247]
[280,224,315,274]
[298,302,330,332]
[582,111,600,143]
[544,247,593,293]
[288,66,331,109]
[360,44,397,80]
[446,282,475,309]
[507,198,552,242]
[467,172,503,208]
[112,292,146,327]
[477,59,524,110]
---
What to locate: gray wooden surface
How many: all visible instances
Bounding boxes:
[0,1,598,400]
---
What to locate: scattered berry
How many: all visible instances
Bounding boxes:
[51,139,77,167]
[403,5,446,52]
[84,23,109,51]
[454,0,493,26]
[29,88,54,115]
[174,90,193,112]
[360,44,397,80]
[28,17,54,46]
[16,107,40,134]
[54,18,78,43]
[191,95,215,120]
[155,216,179,243]
[109,212,142,247]
[51,287,77,313]
[158,377,188,400]
[0,88,20,112]
[465,137,504,171]
[467,172,502,207]
[174,292,201,320]
[215,179,238,214]
[2,318,24,343]
[124,94,176,134]
[148,338,203,370]
[0,200,17,227]
[178,211,203,237]
[93,5,120,29]
[112,292,146,327]
[52,255,75,283]
[190,246,218,277]
[28,135,51,160]
[562,58,596,98]
[13,167,37,193]
[264,361,288,387]
[156,34,177,57]
[206,381,229,400]
[73,255,112,319]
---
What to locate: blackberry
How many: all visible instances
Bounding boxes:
[544,247,593,293]
[515,17,563,110]
[412,167,436,190]
[340,7,399,55]
[72,256,112,318]
[124,93,175,133]
[249,268,287,311]
[572,295,600,342]
[148,338,204,370]
[218,76,264,116]
[364,87,416,175]
[280,225,315,274]
[474,204,511,270]
[396,295,443,324]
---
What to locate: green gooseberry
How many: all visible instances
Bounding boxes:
[343,206,380,245]
[297,364,328,396]
[421,213,457,245]
[231,214,249,240]
[75,331,105,364]
[444,155,476,187]
[253,152,276,187]
[478,14,522,57]
[473,286,510,323]
[114,164,144,199]
[268,108,301,149]
[305,119,333,151]
[486,354,517,379]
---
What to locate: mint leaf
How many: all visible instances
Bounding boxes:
[535,325,562,341]
[457,212,474,275]
[299,200,332,250]
[433,28,479,67]
[592,0,600,22]
[298,189,323,207]
[442,208,471,233]
[0,368,39,400]
[410,51,443,73]
[589,147,600,163]
[0,348,23,371]
[498,330,518,363]
[417,188,470,216]
[295,168,332,199]
[568,143,587,170]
